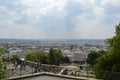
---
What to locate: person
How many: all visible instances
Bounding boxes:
[20,58,26,70]
[37,62,41,72]
[79,65,83,69]
[23,60,26,69]
[13,59,18,69]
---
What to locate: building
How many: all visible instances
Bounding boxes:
[62,50,74,62]
[73,47,85,64]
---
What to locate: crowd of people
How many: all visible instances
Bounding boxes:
[12,58,26,70]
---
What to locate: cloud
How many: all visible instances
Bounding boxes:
[0,5,20,22]
[15,0,67,16]
[73,14,115,39]
[71,0,119,39]
[0,20,47,39]
[0,0,120,39]
[101,0,120,7]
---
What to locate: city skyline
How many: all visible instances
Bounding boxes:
[0,0,120,39]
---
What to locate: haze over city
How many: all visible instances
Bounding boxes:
[0,0,120,39]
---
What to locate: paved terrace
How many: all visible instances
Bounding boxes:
[8,72,99,80]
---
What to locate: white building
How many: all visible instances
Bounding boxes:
[73,47,85,64]
[62,50,74,62]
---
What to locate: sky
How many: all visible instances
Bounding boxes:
[0,0,120,39]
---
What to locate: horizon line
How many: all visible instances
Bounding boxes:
[0,38,106,40]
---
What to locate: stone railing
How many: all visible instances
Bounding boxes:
[25,60,63,74]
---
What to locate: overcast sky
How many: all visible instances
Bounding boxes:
[0,0,120,39]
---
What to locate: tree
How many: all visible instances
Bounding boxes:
[0,58,7,79]
[87,50,106,66]
[1,54,10,62]
[0,47,6,54]
[63,56,70,63]
[48,48,56,65]
[54,49,63,65]
[0,43,10,79]
[48,48,63,65]
[35,50,48,64]
[94,23,120,79]
[25,50,48,64]
[87,51,99,66]
[10,54,20,61]
[0,43,10,54]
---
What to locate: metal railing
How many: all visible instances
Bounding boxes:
[0,61,63,79]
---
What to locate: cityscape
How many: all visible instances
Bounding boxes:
[0,39,107,63]
[0,39,108,80]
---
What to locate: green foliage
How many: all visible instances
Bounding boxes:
[48,48,56,65]
[0,47,6,54]
[0,58,7,79]
[48,48,63,66]
[87,50,106,66]
[94,23,120,79]
[35,50,48,64]
[63,56,70,63]
[1,54,10,62]
[0,43,10,79]
[10,54,20,60]
[25,50,48,64]
[0,43,10,54]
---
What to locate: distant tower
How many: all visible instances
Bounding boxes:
[71,45,74,51]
